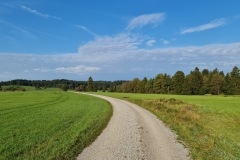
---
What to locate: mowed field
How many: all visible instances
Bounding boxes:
[95,92,240,160]
[0,90,112,159]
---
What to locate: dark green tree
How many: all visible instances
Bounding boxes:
[140,77,148,93]
[132,78,141,93]
[61,84,68,91]
[108,83,116,92]
[87,77,94,92]
[223,73,231,95]
[182,75,191,95]
[202,69,210,76]
[172,71,185,94]
[145,78,154,93]
[188,67,203,95]
[229,66,240,94]
[153,74,164,94]
[201,73,210,94]
[162,74,171,94]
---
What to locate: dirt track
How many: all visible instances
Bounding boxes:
[76,93,190,160]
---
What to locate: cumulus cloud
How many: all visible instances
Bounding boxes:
[78,33,142,63]
[180,18,226,34]
[127,13,165,30]
[1,33,240,80]
[21,5,61,20]
[77,34,240,77]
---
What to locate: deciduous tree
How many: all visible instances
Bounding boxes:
[210,74,225,95]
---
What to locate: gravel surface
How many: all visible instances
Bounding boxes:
[76,93,191,160]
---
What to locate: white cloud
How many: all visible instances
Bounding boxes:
[180,18,226,34]
[157,43,240,56]
[127,13,165,30]
[78,33,142,63]
[1,39,240,80]
[76,25,98,36]
[55,65,100,74]
[33,68,51,72]
[77,34,240,77]
[21,5,61,20]
[146,39,156,46]
[160,39,170,45]
[1,8,239,81]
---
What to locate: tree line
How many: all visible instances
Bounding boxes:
[1,66,239,95]
[108,66,240,95]
[0,78,126,92]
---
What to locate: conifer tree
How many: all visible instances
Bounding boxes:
[87,77,94,92]
[172,71,185,94]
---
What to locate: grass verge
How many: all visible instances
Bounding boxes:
[94,92,240,160]
[0,91,112,159]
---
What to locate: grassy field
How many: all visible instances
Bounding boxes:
[0,91,112,159]
[94,92,240,160]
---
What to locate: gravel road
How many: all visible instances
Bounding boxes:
[76,93,190,160]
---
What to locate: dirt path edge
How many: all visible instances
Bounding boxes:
[76,93,191,160]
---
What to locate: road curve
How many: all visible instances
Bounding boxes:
[76,93,190,160]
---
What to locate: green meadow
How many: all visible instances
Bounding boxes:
[95,92,240,160]
[0,90,112,159]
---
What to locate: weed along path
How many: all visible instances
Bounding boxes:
[76,93,190,160]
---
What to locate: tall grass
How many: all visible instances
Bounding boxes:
[0,91,112,159]
[95,92,240,160]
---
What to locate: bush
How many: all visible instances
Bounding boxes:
[3,86,26,92]
[61,84,68,91]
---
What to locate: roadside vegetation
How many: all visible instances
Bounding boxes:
[0,91,112,159]
[95,92,240,160]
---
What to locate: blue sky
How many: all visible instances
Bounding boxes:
[0,0,240,81]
